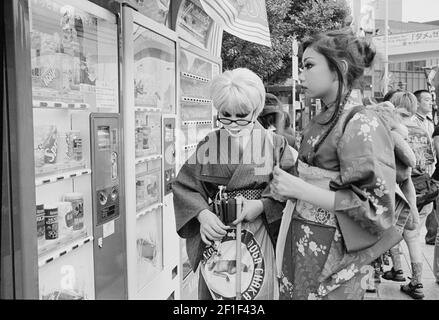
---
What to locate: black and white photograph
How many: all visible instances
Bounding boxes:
[2,0,439,307]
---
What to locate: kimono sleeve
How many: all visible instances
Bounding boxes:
[330,109,397,236]
[172,155,211,240]
[261,135,297,224]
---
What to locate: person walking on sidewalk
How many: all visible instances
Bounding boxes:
[413,89,438,246]
[382,91,434,299]
[430,125,439,285]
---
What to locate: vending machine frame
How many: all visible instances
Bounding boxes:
[2,0,128,299]
[122,5,180,300]
[3,0,38,298]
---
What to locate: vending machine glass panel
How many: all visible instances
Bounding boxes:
[135,110,162,158]
[133,24,175,113]
[30,0,120,299]
[177,0,213,49]
[136,207,163,290]
[117,0,170,25]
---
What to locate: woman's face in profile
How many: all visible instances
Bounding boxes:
[299,47,336,99]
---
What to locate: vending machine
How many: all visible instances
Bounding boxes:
[122,4,180,300]
[172,0,223,299]
[3,0,127,299]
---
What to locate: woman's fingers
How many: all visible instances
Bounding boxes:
[205,226,226,239]
[211,222,228,236]
[215,218,231,231]
[232,198,249,225]
[200,232,212,246]
[273,165,283,177]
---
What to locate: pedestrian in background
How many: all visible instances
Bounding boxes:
[381,91,427,299]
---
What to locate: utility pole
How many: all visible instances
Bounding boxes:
[383,0,389,94]
[291,38,299,134]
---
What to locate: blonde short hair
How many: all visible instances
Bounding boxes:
[390,91,418,115]
[210,68,265,116]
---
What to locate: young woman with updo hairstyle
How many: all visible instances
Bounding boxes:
[269,29,411,300]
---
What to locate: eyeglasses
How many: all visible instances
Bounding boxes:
[217,118,254,126]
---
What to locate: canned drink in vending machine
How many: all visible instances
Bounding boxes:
[63,193,84,231]
[57,201,74,239]
[66,130,83,162]
[44,205,59,240]
[36,204,45,244]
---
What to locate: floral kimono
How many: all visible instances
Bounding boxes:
[173,122,296,299]
[277,95,410,300]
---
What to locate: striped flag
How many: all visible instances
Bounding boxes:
[200,0,271,47]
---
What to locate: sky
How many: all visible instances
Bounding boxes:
[402,0,439,23]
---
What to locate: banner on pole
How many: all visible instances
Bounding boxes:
[200,0,272,47]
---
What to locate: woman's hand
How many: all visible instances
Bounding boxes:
[232,199,264,225]
[197,209,230,245]
[270,166,307,200]
[271,166,336,211]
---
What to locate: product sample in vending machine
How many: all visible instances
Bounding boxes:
[137,238,157,262]
[136,173,160,210]
[30,3,98,104]
[36,204,46,244]
[63,192,84,232]
[43,289,84,300]
[34,125,58,173]
[44,205,59,240]
[135,158,161,210]
[57,201,74,239]
[34,126,85,175]
[135,112,161,157]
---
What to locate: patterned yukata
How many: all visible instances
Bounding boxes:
[172,122,296,299]
[277,95,410,300]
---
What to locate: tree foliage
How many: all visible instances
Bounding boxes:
[221,0,351,84]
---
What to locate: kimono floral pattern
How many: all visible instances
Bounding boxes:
[279,218,335,300]
[307,134,321,148]
[352,112,379,142]
[280,100,403,300]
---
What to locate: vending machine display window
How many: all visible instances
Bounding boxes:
[136,207,163,290]
[135,159,162,211]
[180,102,212,122]
[179,48,213,80]
[177,0,213,49]
[135,111,162,158]
[118,0,170,25]
[133,24,176,113]
[29,0,120,300]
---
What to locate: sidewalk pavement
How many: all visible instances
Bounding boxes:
[365,227,439,300]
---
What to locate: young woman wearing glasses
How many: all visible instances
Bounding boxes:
[172,68,296,300]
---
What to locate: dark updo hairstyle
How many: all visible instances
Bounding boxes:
[302,28,376,154]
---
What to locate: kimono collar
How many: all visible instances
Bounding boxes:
[318,91,357,123]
